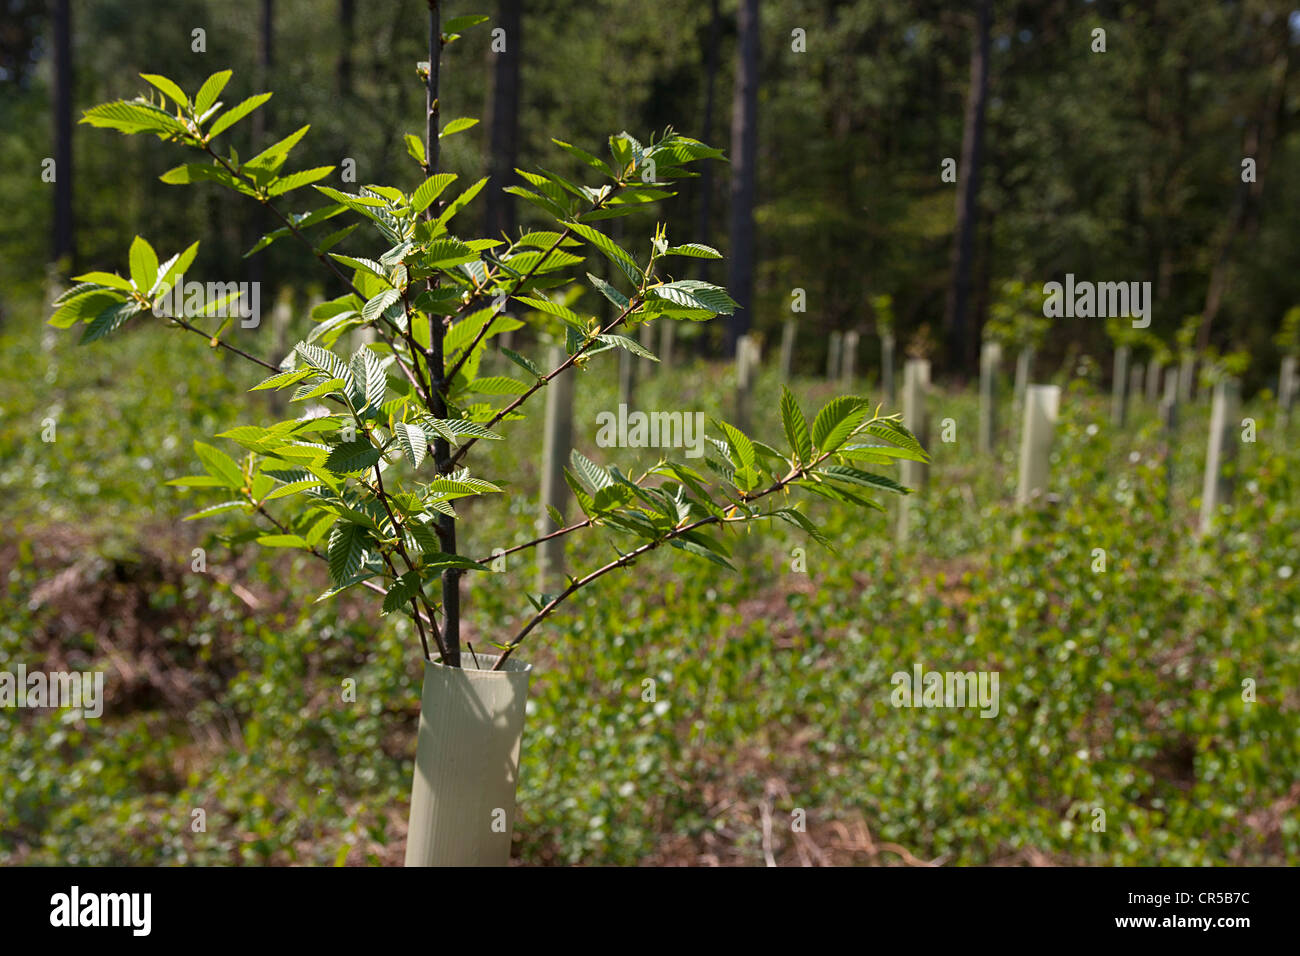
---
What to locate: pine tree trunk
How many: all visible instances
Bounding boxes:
[941,0,991,378]
[726,0,759,357]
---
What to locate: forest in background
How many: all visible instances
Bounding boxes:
[4,0,1300,389]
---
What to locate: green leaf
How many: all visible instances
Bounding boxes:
[158,162,242,190]
[768,508,834,550]
[595,333,657,361]
[426,476,503,499]
[330,254,389,282]
[592,483,635,513]
[246,124,311,172]
[717,420,756,472]
[412,173,458,215]
[327,523,370,585]
[165,475,226,488]
[49,290,124,329]
[194,440,244,488]
[183,501,247,521]
[295,343,354,390]
[514,295,586,326]
[362,288,401,322]
[587,272,629,309]
[551,138,614,177]
[323,441,384,475]
[838,443,928,464]
[444,14,490,32]
[811,396,869,453]
[382,569,424,615]
[418,417,503,443]
[421,237,479,268]
[207,92,273,139]
[393,421,428,468]
[434,176,489,227]
[500,347,543,378]
[670,537,735,571]
[822,465,910,496]
[504,184,568,219]
[649,280,737,315]
[128,236,158,292]
[251,368,313,391]
[140,73,188,107]
[663,243,722,259]
[264,479,324,500]
[79,301,142,344]
[72,271,133,291]
[81,100,186,136]
[570,449,614,492]
[466,375,529,396]
[349,347,388,411]
[440,117,478,138]
[257,534,308,548]
[567,220,641,282]
[268,166,335,196]
[194,70,232,114]
[404,135,426,165]
[292,377,348,402]
[781,387,812,464]
[862,420,926,458]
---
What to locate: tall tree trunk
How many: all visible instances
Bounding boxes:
[1197,22,1291,350]
[51,0,74,269]
[694,0,721,280]
[942,0,991,379]
[483,0,521,240]
[338,0,355,98]
[248,0,273,296]
[726,0,759,357]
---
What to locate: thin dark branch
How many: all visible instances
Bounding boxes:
[474,518,593,566]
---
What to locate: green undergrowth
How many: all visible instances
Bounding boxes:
[2,310,1296,865]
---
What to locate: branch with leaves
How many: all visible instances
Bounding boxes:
[52,18,924,670]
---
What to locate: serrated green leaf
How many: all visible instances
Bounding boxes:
[140,73,188,107]
[251,368,313,391]
[393,421,428,468]
[350,347,388,411]
[587,272,629,309]
[781,387,812,464]
[257,534,309,548]
[207,92,273,139]
[194,70,232,113]
[268,166,335,196]
[811,396,869,453]
[440,117,478,138]
[412,173,458,215]
[128,236,158,293]
[500,347,543,378]
[595,333,657,361]
[466,375,529,395]
[570,449,614,492]
[822,464,910,496]
[323,440,384,475]
[183,501,248,521]
[663,243,722,259]
[165,475,226,488]
[382,569,424,615]
[327,523,370,584]
[194,440,244,488]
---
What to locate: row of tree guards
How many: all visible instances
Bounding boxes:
[526,325,1297,589]
[254,301,1292,586]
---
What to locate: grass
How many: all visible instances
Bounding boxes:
[2,300,1297,865]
